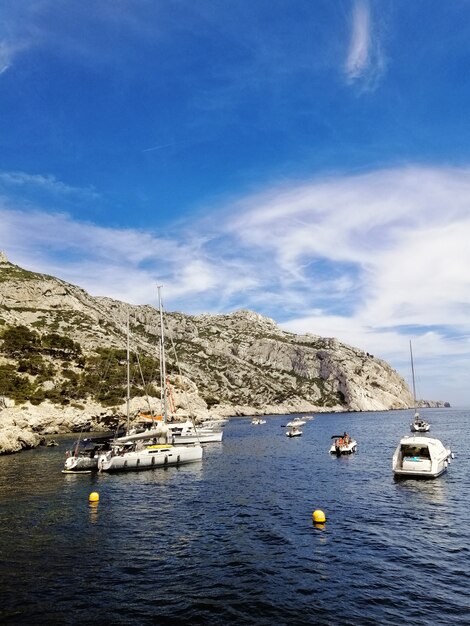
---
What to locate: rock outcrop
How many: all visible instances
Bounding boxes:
[0,251,443,454]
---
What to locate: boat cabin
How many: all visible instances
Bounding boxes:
[397,443,432,472]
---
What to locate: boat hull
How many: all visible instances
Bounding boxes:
[64,455,98,471]
[97,444,203,472]
[410,422,430,433]
[286,429,302,437]
[329,441,357,455]
[172,431,223,444]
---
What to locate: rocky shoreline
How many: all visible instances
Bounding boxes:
[1,394,450,455]
[0,395,344,455]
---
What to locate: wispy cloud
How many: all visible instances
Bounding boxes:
[1,165,470,403]
[344,0,386,91]
[0,171,100,200]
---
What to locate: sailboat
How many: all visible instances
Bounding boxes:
[63,315,136,473]
[96,287,203,472]
[409,341,430,433]
[392,342,453,478]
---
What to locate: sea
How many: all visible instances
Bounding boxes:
[0,408,469,625]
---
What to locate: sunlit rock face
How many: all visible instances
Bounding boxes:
[0,251,435,454]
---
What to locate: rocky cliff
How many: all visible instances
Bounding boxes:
[0,251,429,453]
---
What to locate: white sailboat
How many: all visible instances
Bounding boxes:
[97,287,203,472]
[63,315,136,473]
[409,341,430,432]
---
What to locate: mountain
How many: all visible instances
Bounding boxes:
[0,251,428,453]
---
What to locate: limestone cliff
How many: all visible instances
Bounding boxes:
[0,251,433,453]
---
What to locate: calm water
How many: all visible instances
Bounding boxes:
[0,408,469,625]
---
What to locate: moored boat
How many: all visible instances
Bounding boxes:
[64,434,115,472]
[329,433,357,455]
[286,425,302,437]
[408,341,430,432]
[98,439,202,472]
[96,286,203,473]
[392,434,453,478]
[286,417,306,427]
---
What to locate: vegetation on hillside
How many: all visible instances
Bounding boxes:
[0,325,160,407]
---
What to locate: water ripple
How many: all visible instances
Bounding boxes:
[1,409,470,624]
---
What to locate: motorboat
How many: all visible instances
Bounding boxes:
[329,433,357,455]
[392,434,453,478]
[64,439,106,472]
[251,417,266,425]
[133,415,223,444]
[168,420,223,444]
[286,418,306,427]
[63,432,122,472]
[286,426,302,437]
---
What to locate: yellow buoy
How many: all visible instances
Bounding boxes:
[312,509,326,523]
[89,492,100,503]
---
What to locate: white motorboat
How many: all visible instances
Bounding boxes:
[168,420,223,444]
[251,417,266,425]
[329,433,357,455]
[133,415,224,444]
[392,434,453,478]
[97,287,203,473]
[286,418,306,427]
[63,434,117,472]
[408,341,430,432]
[286,426,302,437]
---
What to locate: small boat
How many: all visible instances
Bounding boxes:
[64,433,117,472]
[251,417,266,425]
[286,418,306,428]
[329,433,357,455]
[168,420,223,444]
[392,434,453,478]
[136,415,224,444]
[410,412,430,433]
[408,341,430,432]
[286,426,302,437]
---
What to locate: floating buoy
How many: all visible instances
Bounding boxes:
[89,492,99,503]
[312,509,326,523]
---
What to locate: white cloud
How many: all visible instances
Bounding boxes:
[2,165,470,404]
[344,0,386,91]
[0,171,100,200]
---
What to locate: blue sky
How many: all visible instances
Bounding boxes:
[1,1,470,405]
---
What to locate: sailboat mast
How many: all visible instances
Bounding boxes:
[126,312,131,434]
[157,286,168,422]
[410,340,417,407]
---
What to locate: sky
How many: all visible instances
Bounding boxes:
[1,1,470,405]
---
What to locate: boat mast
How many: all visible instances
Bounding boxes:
[158,286,168,423]
[410,340,417,410]
[126,312,131,434]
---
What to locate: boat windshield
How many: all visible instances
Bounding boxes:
[401,445,430,459]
